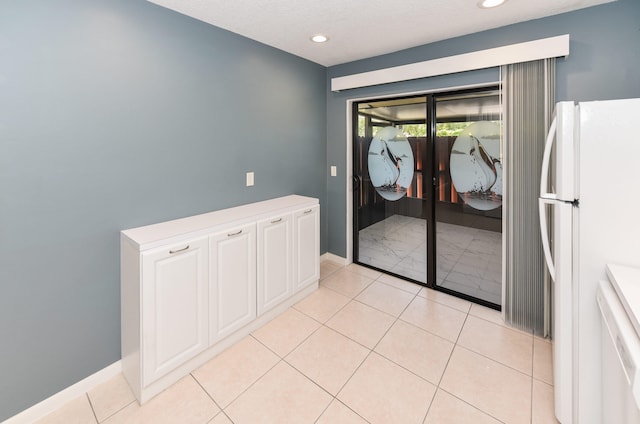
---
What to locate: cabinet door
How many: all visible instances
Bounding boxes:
[257,213,293,316]
[210,223,256,343]
[293,205,320,292]
[141,237,208,385]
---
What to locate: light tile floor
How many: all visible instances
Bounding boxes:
[35,262,558,424]
[357,216,502,305]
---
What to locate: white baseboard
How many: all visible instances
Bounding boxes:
[320,252,349,266]
[3,361,122,424]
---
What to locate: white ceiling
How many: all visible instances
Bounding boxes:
[147,0,615,67]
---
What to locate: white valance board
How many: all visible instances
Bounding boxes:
[331,34,570,92]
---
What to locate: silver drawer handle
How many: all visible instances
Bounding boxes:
[271,218,282,224]
[228,229,243,237]
[169,245,189,254]
[304,209,312,214]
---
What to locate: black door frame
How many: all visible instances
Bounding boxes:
[351,87,501,311]
[351,94,434,287]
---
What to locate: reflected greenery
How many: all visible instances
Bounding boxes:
[358,116,498,138]
[436,122,470,136]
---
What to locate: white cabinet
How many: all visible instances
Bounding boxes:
[257,213,292,316]
[209,223,256,343]
[140,237,209,385]
[294,205,320,292]
[121,195,319,404]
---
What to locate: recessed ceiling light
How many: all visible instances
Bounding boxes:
[478,0,506,8]
[311,34,328,43]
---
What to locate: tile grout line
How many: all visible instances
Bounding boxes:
[431,310,471,388]
[452,343,535,379]
[313,268,413,422]
[248,308,372,423]
[429,308,512,424]
[251,311,325,358]
[203,339,284,418]
[297,341,374,424]
[84,393,99,424]
[268,356,338,423]
[278,304,374,424]
[328,347,375,419]
[258,319,372,424]
[347,282,440,422]
[190,373,223,417]
[420,388,439,424]
[432,387,509,424]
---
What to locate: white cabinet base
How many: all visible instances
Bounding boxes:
[134,281,317,404]
[121,195,319,404]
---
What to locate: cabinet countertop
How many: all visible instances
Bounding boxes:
[606,263,640,339]
[122,195,318,251]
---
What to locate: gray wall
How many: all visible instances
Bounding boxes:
[326,0,640,257]
[0,0,326,420]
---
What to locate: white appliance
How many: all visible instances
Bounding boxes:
[596,264,640,424]
[538,98,640,424]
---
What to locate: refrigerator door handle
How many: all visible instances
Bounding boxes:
[540,116,557,199]
[539,198,556,281]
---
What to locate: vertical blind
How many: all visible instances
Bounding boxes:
[502,59,555,336]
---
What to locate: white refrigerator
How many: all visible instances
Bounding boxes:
[539,98,640,424]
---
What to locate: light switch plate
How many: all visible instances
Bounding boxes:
[246,172,254,186]
[330,166,337,177]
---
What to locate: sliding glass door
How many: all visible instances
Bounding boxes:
[353,87,502,308]
[353,96,432,284]
[433,90,502,306]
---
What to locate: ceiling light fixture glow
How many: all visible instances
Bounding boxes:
[478,0,506,8]
[311,34,328,43]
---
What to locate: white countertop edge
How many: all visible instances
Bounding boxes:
[606,263,640,338]
[121,195,318,251]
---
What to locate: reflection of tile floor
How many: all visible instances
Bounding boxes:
[358,215,427,283]
[358,216,502,305]
[35,263,556,424]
